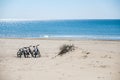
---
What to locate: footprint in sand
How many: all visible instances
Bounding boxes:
[97,76,105,79]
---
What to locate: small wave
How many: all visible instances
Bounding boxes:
[0,34,120,40]
[45,35,120,40]
[43,35,49,38]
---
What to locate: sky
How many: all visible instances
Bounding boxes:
[0,0,120,20]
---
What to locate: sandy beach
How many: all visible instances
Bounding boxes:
[0,38,120,80]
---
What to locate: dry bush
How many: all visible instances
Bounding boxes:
[58,44,75,56]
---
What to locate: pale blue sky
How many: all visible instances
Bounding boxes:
[0,0,120,20]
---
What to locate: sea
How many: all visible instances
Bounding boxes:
[0,19,120,40]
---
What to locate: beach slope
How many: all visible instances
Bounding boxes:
[0,38,120,80]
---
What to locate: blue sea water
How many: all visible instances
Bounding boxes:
[0,19,120,40]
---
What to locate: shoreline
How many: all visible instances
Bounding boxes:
[0,37,120,41]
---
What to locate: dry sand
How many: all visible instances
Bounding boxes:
[0,38,120,80]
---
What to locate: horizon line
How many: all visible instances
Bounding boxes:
[0,18,120,21]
